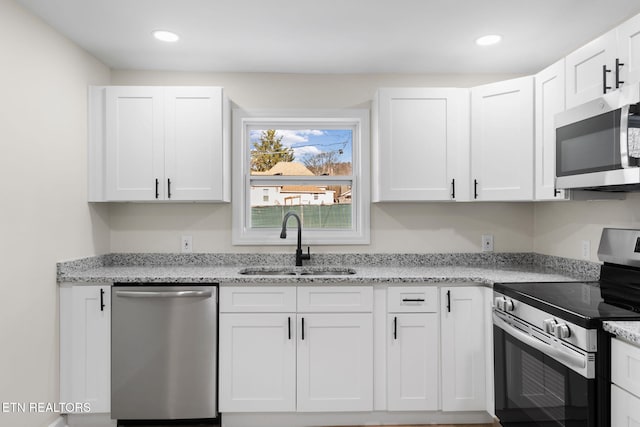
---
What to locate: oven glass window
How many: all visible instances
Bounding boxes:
[494,326,595,427]
[556,110,620,177]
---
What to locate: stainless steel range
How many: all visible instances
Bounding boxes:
[493,228,640,427]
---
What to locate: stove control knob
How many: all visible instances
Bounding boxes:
[543,318,557,334]
[494,297,505,311]
[504,299,515,312]
[554,323,571,339]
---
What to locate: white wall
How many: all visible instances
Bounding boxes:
[534,195,640,262]
[0,1,111,426]
[109,70,534,253]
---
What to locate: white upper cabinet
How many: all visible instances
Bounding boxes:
[373,88,470,202]
[565,30,618,109]
[535,59,567,201]
[565,13,640,109]
[89,86,230,202]
[618,13,640,90]
[471,76,534,201]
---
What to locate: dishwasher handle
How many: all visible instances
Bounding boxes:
[115,290,213,298]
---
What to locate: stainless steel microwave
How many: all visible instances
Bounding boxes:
[555,84,640,191]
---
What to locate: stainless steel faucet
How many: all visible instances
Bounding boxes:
[280,212,311,266]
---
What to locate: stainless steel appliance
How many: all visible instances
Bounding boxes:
[493,228,640,427]
[111,284,218,422]
[555,83,640,191]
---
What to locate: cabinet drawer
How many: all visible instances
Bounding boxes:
[387,286,438,313]
[297,286,373,312]
[220,286,296,312]
[612,337,640,398]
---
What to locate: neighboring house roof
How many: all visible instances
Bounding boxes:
[281,185,329,194]
[253,162,315,176]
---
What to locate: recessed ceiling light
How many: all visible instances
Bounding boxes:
[152,30,180,43]
[476,34,502,46]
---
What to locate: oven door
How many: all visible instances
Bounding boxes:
[493,315,596,427]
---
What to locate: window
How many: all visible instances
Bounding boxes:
[232,109,370,245]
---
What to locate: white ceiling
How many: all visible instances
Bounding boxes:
[15,0,640,74]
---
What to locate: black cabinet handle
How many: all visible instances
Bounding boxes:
[167,179,172,199]
[100,288,105,312]
[402,298,425,302]
[288,317,291,340]
[474,179,479,199]
[603,65,612,93]
[301,317,305,340]
[155,178,159,199]
[554,188,561,197]
[616,58,625,89]
[446,290,451,313]
[451,179,456,199]
[393,316,397,340]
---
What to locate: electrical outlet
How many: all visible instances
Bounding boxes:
[482,234,494,252]
[181,235,193,253]
[581,240,590,260]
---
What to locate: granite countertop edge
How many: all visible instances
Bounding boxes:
[603,321,640,346]
[57,252,599,286]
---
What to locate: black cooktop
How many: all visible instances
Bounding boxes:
[494,275,640,328]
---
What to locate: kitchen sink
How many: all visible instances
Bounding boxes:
[239,267,356,276]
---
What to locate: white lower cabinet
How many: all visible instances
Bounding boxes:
[611,337,640,426]
[612,384,640,426]
[59,284,111,414]
[297,313,373,411]
[387,313,439,410]
[219,285,373,413]
[440,286,486,411]
[218,313,296,412]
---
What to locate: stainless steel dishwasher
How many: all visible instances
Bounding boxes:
[111,284,218,421]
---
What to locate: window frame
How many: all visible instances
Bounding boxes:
[232,108,370,245]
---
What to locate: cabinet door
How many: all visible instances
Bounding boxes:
[387,313,439,411]
[374,88,469,201]
[105,87,165,201]
[535,59,567,201]
[440,287,486,412]
[60,285,110,413]
[565,30,618,109]
[297,313,373,412]
[617,13,640,89]
[164,87,225,201]
[218,313,296,412]
[471,76,534,201]
[611,384,640,427]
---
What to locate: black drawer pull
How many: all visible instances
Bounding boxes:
[402,298,425,302]
[100,288,105,312]
[288,317,291,340]
[301,317,305,340]
[446,290,451,313]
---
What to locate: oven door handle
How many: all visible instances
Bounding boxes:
[493,312,586,370]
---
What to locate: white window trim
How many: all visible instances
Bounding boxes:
[232,108,370,245]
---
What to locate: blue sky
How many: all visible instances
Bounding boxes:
[250,129,353,163]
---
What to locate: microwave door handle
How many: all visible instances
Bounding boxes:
[621,104,631,168]
[493,312,586,370]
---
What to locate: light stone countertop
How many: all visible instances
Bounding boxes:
[603,321,640,346]
[57,252,597,286]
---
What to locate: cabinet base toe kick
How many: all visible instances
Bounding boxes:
[220,411,493,427]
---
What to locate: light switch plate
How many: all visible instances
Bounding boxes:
[581,240,590,259]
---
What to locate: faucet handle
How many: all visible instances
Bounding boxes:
[303,246,311,260]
